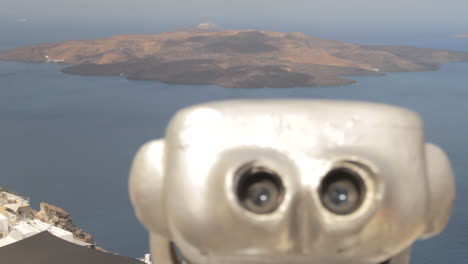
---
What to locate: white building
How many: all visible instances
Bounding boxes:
[0,208,9,238]
[197,22,219,30]
[0,219,90,247]
[0,190,90,248]
[139,254,152,264]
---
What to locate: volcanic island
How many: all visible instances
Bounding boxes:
[1,29,468,88]
[453,33,468,38]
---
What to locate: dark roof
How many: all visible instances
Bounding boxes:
[0,231,145,264]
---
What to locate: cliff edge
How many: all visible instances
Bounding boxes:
[35,202,94,244]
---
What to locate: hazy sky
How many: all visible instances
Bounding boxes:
[1,0,467,27]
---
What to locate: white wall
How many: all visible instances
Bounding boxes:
[0,214,9,238]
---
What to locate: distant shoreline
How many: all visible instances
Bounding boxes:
[453,34,468,38]
[1,29,468,88]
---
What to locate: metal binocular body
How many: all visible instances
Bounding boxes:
[129,100,455,264]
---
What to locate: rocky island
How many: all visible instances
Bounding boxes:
[454,33,468,38]
[1,29,468,88]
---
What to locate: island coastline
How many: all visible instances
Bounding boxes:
[1,29,468,88]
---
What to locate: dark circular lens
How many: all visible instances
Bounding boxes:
[236,166,284,214]
[319,167,365,215]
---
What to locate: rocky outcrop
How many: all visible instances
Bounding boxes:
[17,206,37,220]
[35,202,94,244]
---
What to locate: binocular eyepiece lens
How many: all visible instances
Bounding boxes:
[236,166,284,214]
[319,167,365,215]
[235,164,366,215]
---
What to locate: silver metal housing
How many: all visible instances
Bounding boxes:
[129,100,455,264]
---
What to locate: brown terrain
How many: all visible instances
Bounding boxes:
[1,29,468,88]
[8,201,96,245]
[34,202,95,245]
[1,186,106,251]
[453,33,468,38]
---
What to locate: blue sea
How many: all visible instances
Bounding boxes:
[0,19,467,263]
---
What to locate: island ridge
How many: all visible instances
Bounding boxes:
[1,29,468,88]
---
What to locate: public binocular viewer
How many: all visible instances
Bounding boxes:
[129,100,455,264]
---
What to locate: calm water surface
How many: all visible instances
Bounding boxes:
[0,21,467,263]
